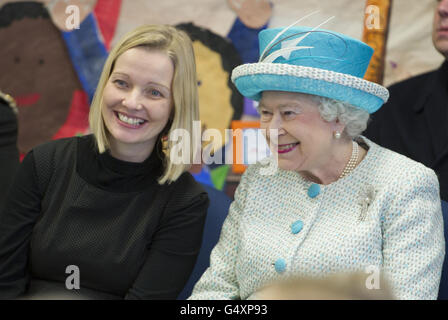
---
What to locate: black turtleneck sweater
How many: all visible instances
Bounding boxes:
[0,135,209,299]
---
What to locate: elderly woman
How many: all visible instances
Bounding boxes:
[0,25,208,299]
[189,25,445,300]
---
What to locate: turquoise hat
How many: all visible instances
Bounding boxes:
[231,25,389,113]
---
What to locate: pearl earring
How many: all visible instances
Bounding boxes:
[334,131,341,139]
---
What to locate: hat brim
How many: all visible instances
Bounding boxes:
[232,63,389,114]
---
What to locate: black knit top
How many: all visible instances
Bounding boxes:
[0,135,209,299]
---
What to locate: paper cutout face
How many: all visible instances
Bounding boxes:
[176,23,243,153]
[193,41,234,153]
[227,0,272,29]
[0,2,83,153]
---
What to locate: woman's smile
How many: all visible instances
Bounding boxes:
[114,111,148,129]
[277,142,300,153]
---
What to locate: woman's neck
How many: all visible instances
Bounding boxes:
[108,138,155,163]
[299,140,367,185]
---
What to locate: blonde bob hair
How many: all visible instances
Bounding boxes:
[89,25,199,184]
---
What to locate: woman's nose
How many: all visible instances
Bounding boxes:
[267,113,286,137]
[122,90,144,110]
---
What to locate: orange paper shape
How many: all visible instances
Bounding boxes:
[231,120,261,174]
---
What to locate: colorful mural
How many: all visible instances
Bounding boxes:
[0,0,442,189]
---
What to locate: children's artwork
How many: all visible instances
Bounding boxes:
[177,23,244,153]
[1,0,442,174]
[0,1,90,155]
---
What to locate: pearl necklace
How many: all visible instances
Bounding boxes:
[339,141,359,179]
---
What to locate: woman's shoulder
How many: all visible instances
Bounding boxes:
[31,135,93,168]
[166,171,209,200]
[161,172,209,215]
[361,136,438,184]
[33,135,90,155]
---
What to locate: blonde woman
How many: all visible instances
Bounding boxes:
[0,25,209,299]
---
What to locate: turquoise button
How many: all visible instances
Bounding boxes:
[291,220,303,234]
[274,259,286,273]
[307,184,320,198]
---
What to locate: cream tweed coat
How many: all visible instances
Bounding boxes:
[189,137,445,300]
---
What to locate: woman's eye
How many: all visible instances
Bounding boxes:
[283,111,297,119]
[149,89,162,97]
[113,79,127,88]
[260,110,273,121]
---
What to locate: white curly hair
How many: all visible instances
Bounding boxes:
[312,96,370,139]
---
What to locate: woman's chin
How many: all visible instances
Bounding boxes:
[109,131,143,146]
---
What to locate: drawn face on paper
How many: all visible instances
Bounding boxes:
[0,2,83,153]
[176,23,243,154]
[193,40,234,153]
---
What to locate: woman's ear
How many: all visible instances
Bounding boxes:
[331,118,346,139]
